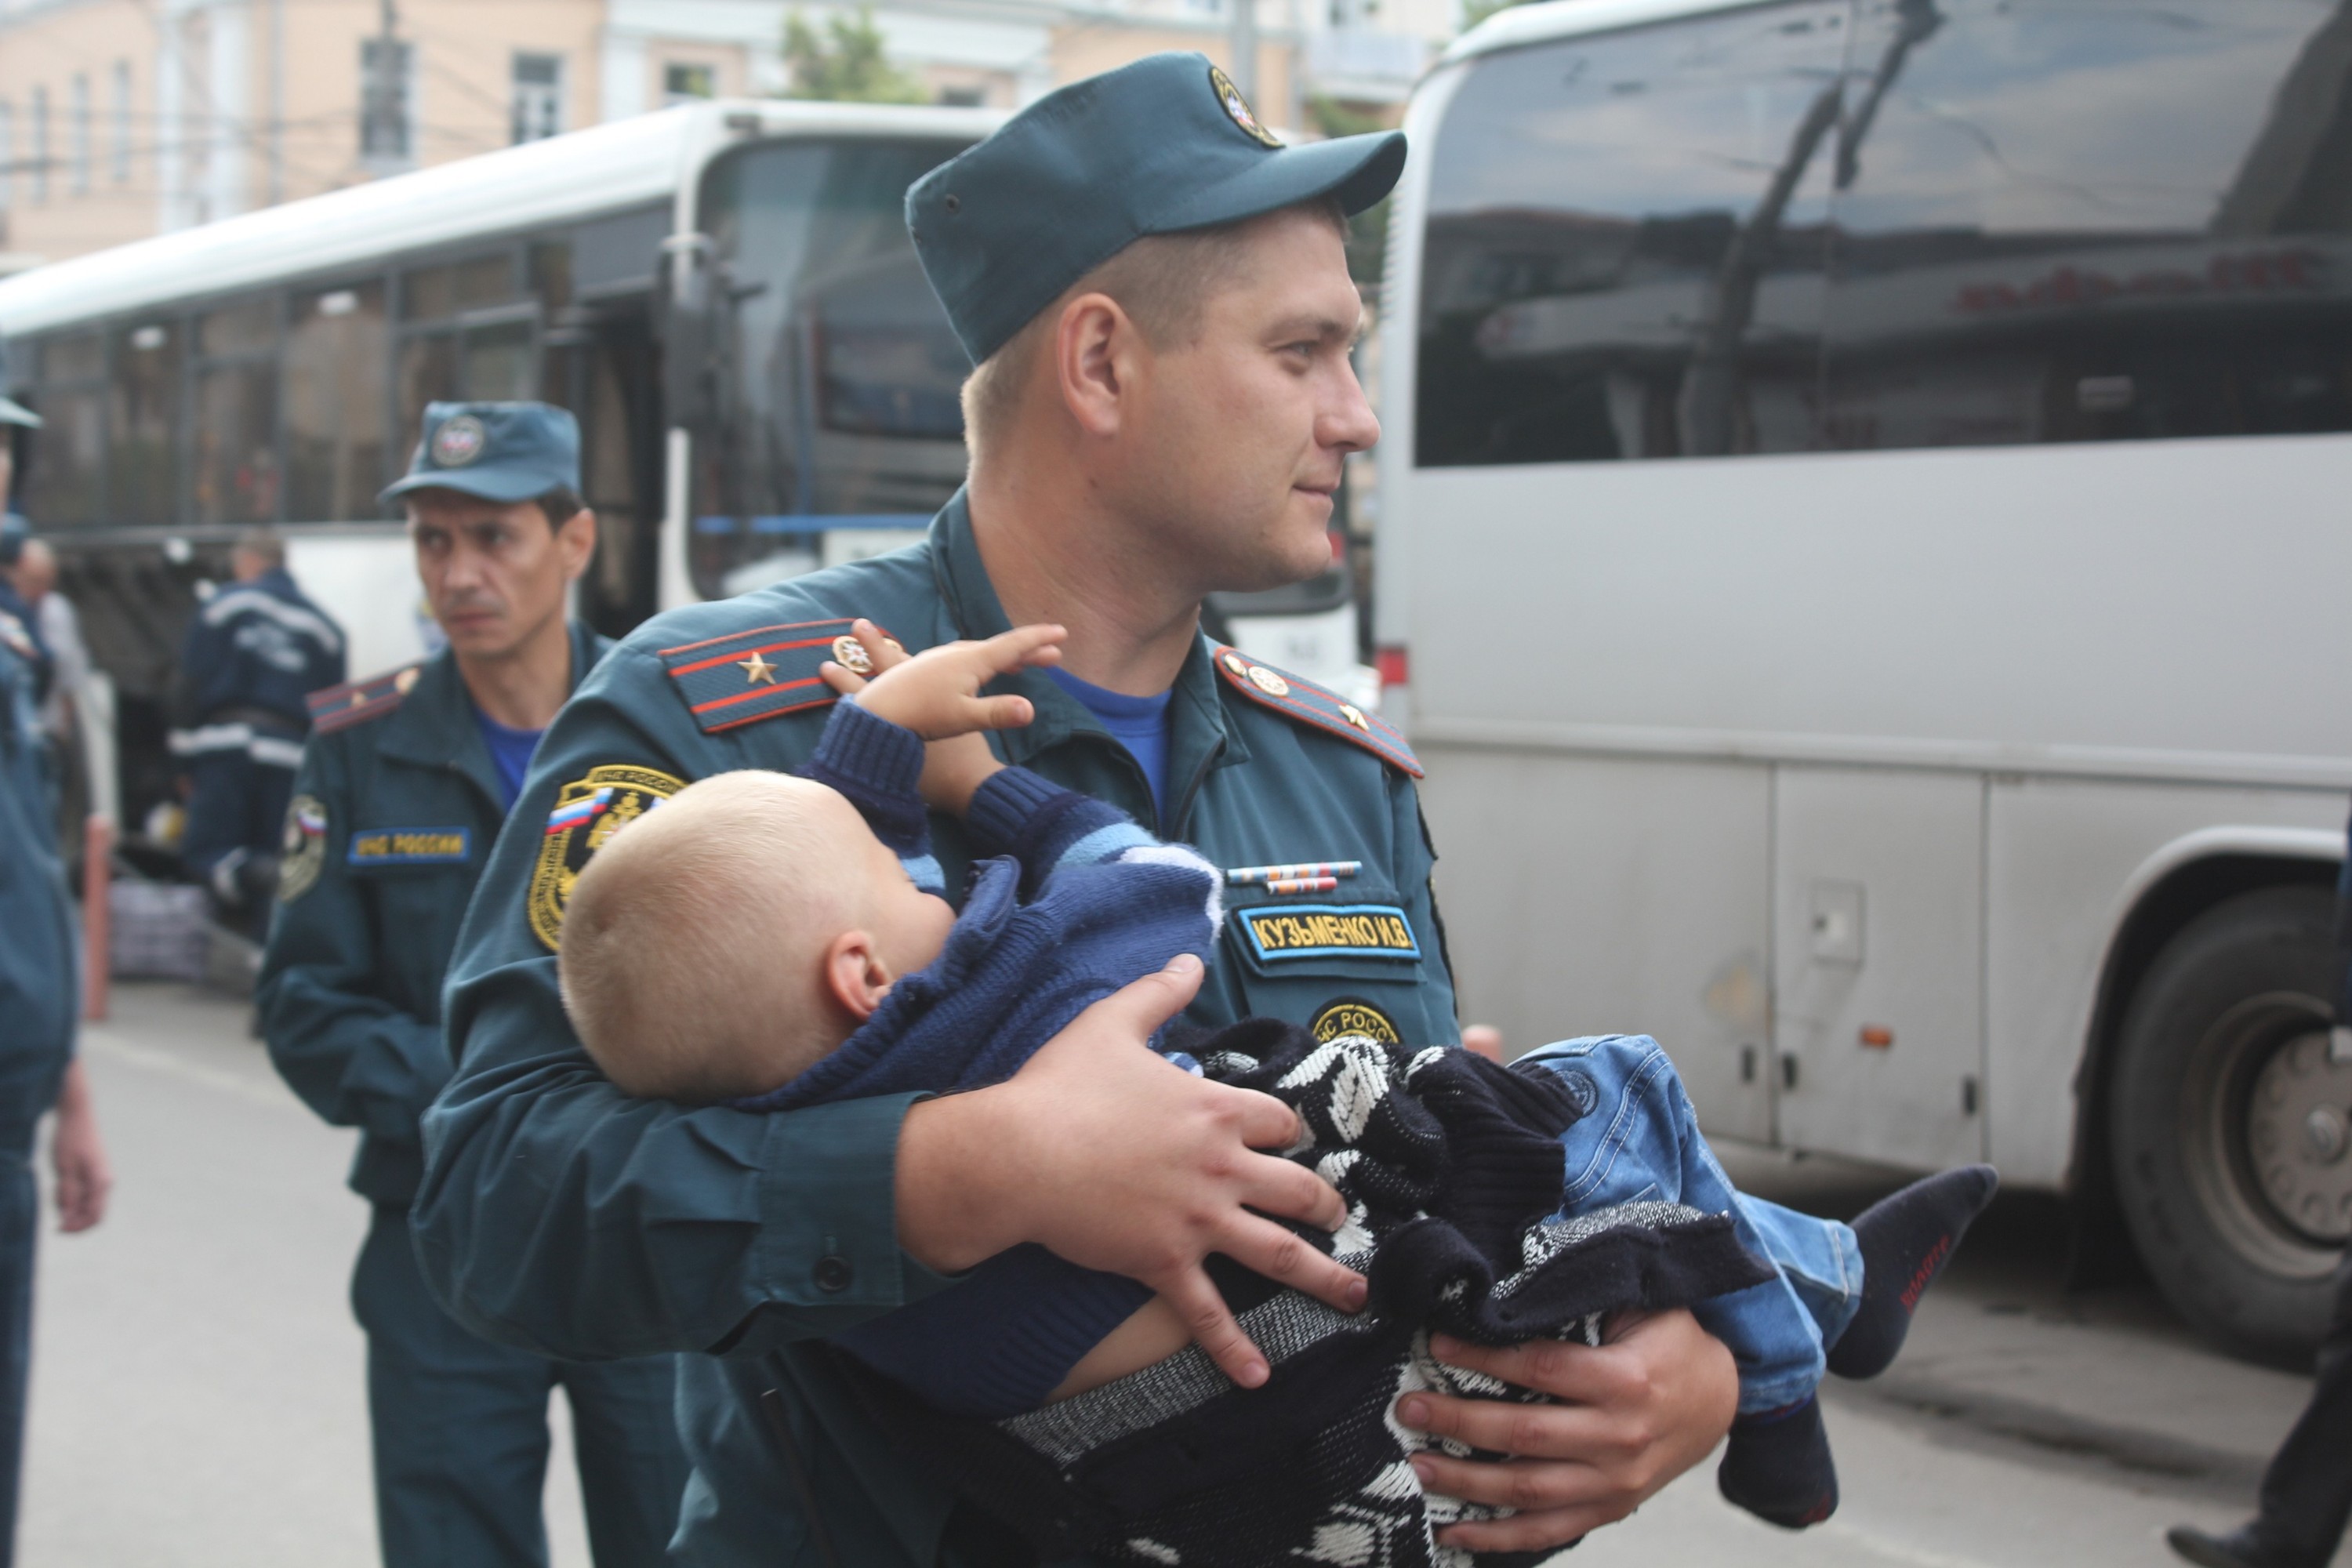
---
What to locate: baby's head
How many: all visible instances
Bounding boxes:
[558,770,956,1102]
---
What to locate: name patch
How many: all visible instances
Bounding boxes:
[347,828,470,866]
[1237,903,1420,964]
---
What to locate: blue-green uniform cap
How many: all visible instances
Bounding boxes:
[381,401,581,507]
[906,52,1406,365]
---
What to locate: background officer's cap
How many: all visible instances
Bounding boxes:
[381,401,580,508]
[907,52,1406,365]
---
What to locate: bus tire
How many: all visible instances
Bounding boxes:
[2109,885,2345,1366]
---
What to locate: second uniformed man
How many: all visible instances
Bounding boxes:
[415,57,1738,1565]
[258,403,688,1568]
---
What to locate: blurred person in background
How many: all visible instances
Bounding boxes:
[172,527,344,933]
[259,403,685,1568]
[8,540,91,813]
[2166,810,2352,1568]
[0,502,110,1568]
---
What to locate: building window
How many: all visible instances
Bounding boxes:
[663,63,716,105]
[360,38,416,170]
[111,60,130,183]
[511,53,563,143]
[29,87,46,205]
[69,73,89,195]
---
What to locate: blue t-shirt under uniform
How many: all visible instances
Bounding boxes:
[471,706,543,809]
[1045,665,1173,821]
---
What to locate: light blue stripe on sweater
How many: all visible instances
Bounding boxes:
[900,853,946,895]
[1058,821,1157,871]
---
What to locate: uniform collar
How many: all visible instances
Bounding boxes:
[925,489,1248,825]
[377,619,602,806]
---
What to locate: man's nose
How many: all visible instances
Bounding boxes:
[1322,368,1381,456]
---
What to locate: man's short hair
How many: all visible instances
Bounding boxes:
[535,486,586,530]
[960,196,1349,460]
[232,526,285,568]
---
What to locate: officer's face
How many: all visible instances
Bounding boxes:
[1126,210,1378,594]
[408,492,596,660]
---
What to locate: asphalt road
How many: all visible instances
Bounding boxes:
[17,982,2351,1566]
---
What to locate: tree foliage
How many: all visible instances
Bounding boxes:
[780,7,929,103]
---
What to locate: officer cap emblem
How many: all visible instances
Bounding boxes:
[1208,64,1282,148]
[430,414,488,468]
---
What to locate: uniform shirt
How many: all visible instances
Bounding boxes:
[0,610,74,1094]
[256,621,608,1206]
[1044,664,1174,819]
[413,492,1455,1567]
[470,707,541,809]
[178,567,347,731]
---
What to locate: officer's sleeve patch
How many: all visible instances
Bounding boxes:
[1209,647,1421,778]
[308,662,423,735]
[528,764,687,949]
[278,795,328,903]
[659,618,903,735]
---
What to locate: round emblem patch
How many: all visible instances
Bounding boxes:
[278,795,328,903]
[1208,64,1283,149]
[1247,664,1291,698]
[831,634,874,676]
[528,764,687,949]
[1311,997,1401,1046]
[430,414,488,468]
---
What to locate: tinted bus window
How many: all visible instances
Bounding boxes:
[110,321,179,525]
[286,284,389,520]
[26,332,104,525]
[1824,0,2352,452]
[403,253,514,320]
[691,137,971,599]
[1417,3,1847,466]
[193,296,281,524]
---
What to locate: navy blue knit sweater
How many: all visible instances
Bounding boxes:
[734,699,1221,1417]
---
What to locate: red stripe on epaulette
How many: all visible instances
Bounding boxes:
[1210,645,1421,778]
[307,662,423,735]
[660,616,901,736]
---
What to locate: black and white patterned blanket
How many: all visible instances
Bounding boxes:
[840,1021,1774,1566]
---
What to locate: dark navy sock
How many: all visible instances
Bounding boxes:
[1716,1394,1837,1529]
[1824,1163,1998,1380]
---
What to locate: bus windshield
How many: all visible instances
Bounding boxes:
[690,137,972,599]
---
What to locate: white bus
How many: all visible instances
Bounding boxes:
[1380,0,2352,1360]
[0,99,1366,855]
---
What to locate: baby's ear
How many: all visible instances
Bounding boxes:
[823,930,892,1021]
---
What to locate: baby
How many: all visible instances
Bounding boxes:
[557,622,1995,1560]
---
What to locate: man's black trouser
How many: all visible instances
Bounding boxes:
[2252,1245,2352,1566]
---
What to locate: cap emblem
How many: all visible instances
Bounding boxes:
[430,414,488,468]
[1208,64,1281,149]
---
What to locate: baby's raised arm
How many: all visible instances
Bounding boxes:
[818,619,1063,813]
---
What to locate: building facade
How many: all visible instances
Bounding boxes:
[0,0,1448,268]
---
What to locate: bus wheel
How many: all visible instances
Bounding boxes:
[2109,885,2345,1365]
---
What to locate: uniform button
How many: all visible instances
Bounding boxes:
[813,1255,853,1294]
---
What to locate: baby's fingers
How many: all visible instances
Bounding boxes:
[818,662,868,696]
[847,619,910,673]
[960,693,1036,732]
[977,624,1066,675]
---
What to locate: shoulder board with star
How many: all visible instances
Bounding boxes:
[659,617,903,735]
[307,661,424,735]
[1210,646,1421,778]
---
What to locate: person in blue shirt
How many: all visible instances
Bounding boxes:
[257,403,687,1568]
[173,527,345,926]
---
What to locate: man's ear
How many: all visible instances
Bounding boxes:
[1054,292,1145,439]
[822,929,894,1021]
[558,508,598,583]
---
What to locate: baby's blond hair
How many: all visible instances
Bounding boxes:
[558,770,869,1102]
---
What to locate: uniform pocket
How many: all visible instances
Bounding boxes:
[1219,884,1447,1047]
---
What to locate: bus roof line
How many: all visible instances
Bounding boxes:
[1439,0,1789,69]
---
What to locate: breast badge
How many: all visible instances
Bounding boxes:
[528,764,685,949]
[1311,997,1401,1046]
[278,795,328,903]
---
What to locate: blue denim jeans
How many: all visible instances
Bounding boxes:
[1516,1036,1863,1415]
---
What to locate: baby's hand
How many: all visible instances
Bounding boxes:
[818,620,1064,739]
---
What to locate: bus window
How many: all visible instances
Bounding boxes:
[110,322,180,526]
[397,333,459,456]
[286,283,389,521]
[690,137,971,600]
[1416,2,1846,467]
[402,252,515,321]
[193,296,281,524]
[465,316,539,402]
[25,332,104,526]
[1823,0,2352,452]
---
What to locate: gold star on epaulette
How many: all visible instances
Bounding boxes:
[738,651,777,685]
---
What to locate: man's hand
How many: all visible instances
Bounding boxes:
[49,1060,110,1234]
[821,620,1063,811]
[895,954,1367,1389]
[1398,1308,1737,1552]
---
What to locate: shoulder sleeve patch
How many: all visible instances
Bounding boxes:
[307,662,423,735]
[1210,646,1421,778]
[658,617,904,735]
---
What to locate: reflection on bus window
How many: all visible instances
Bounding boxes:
[193,361,278,524]
[397,334,459,461]
[403,253,514,320]
[1824,0,2352,451]
[690,137,971,600]
[27,333,105,525]
[110,321,179,525]
[1417,2,1846,466]
[466,318,538,402]
[287,283,388,520]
